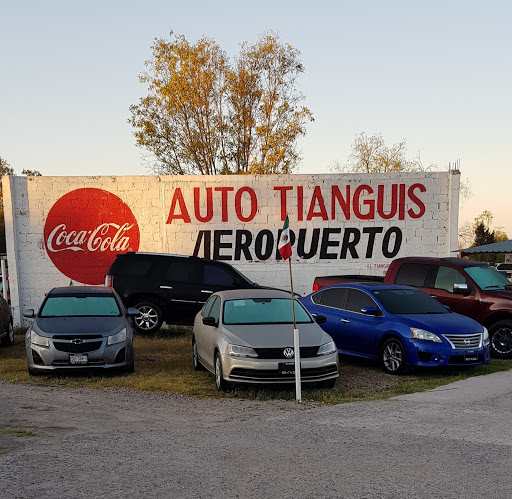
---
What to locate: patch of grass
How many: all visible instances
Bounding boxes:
[1,326,512,403]
[0,428,38,438]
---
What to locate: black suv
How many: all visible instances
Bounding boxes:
[105,252,256,333]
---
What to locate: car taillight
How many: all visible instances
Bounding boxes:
[312,283,319,291]
[105,275,113,287]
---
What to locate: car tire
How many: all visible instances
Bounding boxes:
[27,367,42,377]
[489,320,512,358]
[192,337,205,371]
[1,322,14,346]
[214,351,227,391]
[317,378,336,389]
[380,338,406,374]
[132,301,163,334]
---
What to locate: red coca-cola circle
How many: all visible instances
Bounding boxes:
[44,188,140,285]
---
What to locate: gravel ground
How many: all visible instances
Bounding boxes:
[2,372,512,499]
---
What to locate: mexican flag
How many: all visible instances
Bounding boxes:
[278,215,292,260]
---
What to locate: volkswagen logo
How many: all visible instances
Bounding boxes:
[283,347,294,358]
[463,338,471,346]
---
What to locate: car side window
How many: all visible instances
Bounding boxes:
[344,289,380,314]
[164,259,201,284]
[209,297,221,323]
[395,263,430,287]
[311,290,325,304]
[434,266,467,293]
[317,288,348,309]
[203,263,234,287]
[117,257,153,276]
[202,295,217,316]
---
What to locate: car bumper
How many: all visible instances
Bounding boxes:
[221,351,339,384]
[26,339,133,372]
[407,339,490,367]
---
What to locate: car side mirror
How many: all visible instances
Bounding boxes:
[453,283,470,295]
[23,308,35,319]
[314,314,327,324]
[361,306,379,316]
[202,316,217,326]
[127,307,140,317]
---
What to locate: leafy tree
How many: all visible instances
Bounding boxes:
[129,31,313,175]
[466,211,509,263]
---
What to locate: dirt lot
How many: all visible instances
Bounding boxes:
[2,372,512,499]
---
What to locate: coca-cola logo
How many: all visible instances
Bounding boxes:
[44,188,140,285]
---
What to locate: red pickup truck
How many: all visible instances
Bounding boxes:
[313,256,512,358]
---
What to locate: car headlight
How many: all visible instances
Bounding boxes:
[30,329,50,347]
[107,328,127,346]
[227,344,258,358]
[410,328,443,343]
[317,341,337,356]
[483,327,489,341]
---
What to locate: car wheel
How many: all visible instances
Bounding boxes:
[317,378,336,389]
[214,351,227,391]
[1,322,14,346]
[192,337,204,371]
[132,301,163,334]
[489,320,512,358]
[27,367,42,377]
[380,338,406,374]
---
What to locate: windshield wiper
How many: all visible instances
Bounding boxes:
[483,285,506,290]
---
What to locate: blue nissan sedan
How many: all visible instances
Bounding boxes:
[300,282,490,374]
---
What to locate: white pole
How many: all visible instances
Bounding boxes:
[288,258,301,402]
[1,259,6,300]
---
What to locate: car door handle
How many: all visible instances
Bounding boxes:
[340,319,350,323]
[201,290,213,294]
[160,285,173,289]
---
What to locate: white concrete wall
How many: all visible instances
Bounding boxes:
[3,172,459,326]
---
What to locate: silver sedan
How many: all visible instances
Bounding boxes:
[24,286,137,375]
[192,288,339,390]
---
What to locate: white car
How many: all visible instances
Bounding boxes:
[192,288,339,391]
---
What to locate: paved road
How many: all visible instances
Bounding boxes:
[1,371,512,498]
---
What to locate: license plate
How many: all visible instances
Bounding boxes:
[70,354,88,365]
[464,351,478,362]
[278,362,296,375]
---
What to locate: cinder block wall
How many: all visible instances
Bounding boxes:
[2,172,459,326]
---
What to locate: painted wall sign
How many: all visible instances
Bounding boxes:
[43,188,140,284]
[3,172,460,325]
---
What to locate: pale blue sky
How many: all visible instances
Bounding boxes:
[1,0,511,236]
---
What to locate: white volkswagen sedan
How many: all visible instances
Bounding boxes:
[192,288,339,391]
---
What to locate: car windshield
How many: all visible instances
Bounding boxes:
[232,267,254,286]
[223,298,312,325]
[40,295,121,317]
[372,288,449,315]
[465,265,512,290]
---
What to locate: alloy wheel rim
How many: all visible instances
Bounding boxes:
[135,306,158,330]
[193,342,198,367]
[492,328,512,355]
[8,324,13,342]
[383,342,402,372]
[215,357,221,388]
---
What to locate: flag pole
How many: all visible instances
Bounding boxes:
[288,255,301,402]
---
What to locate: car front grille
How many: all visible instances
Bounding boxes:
[442,333,482,349]
[229,364,338,381]
[252,346,320,359]
[53,339,103,353]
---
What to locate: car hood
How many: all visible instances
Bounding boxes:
[33,316,126,336]
[482,289,512,300]
[395,312,483,334]
[220,322,332,348]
